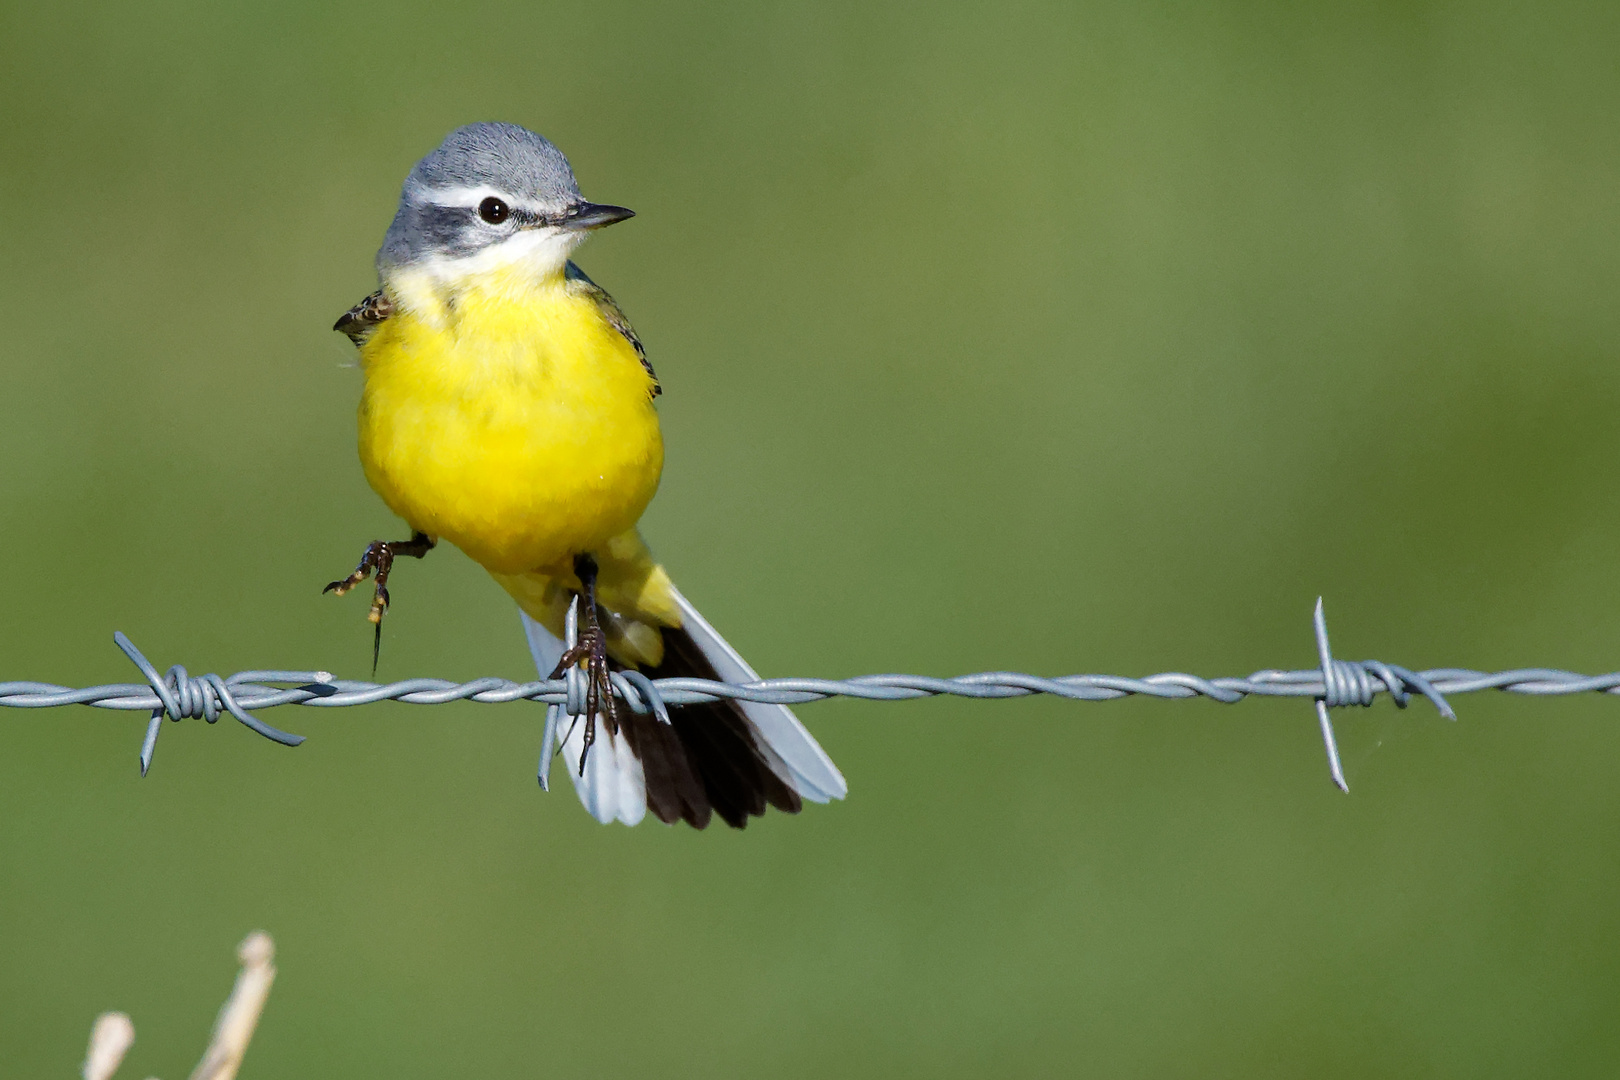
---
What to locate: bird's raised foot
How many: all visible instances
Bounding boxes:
[324,532,435,670]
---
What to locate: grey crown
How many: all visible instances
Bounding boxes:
[379,122,584,270]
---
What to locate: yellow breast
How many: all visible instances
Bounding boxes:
[355,267,663,575]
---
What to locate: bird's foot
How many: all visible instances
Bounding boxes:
[324,532,435,671]
[548,553,619,774]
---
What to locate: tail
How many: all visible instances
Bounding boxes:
[523,585,847,829]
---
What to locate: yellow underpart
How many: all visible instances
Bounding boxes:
[357,260,675,668]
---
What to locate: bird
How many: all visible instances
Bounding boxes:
[326,122,846,828]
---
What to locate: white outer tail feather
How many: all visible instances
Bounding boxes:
[558,709,647,826]
[520,588,847,826]
[665,586,848,803]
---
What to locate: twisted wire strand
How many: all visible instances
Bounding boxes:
[1,601,1614,790]
[12,665,1619,715]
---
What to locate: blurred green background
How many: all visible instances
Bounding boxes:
[2,0,1618,1075]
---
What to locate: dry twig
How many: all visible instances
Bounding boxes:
[80,932,276,1080]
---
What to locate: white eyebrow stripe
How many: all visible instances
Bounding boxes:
[416,184,554,215]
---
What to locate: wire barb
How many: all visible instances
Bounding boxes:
[1312,599,1353,793]
[1307,598,1455,793]
[0,599,1600,789]
[109,632,306,776]
[535,597,582,792]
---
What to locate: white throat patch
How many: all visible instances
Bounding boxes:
[411,227,581,291]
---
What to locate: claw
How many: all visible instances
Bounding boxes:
[369,584,391,624]
[325,532,435,672]
[551,553,619,774]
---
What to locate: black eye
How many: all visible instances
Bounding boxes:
[478,197,509,224]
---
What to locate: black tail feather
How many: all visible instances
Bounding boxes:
[619,710,710,828]
[620,623,803,830]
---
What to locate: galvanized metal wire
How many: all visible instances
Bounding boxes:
[2,599,1614,791]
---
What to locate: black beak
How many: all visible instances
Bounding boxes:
[560,202,636,230]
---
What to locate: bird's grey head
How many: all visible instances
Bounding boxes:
[377,122,633,276]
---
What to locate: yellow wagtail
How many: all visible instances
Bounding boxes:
[326,123,845,829]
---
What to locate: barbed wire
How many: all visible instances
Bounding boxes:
[2,599,1615,791]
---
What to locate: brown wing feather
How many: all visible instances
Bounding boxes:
[333,290,393,346]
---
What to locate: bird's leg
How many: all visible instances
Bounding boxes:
[548,553,619,774]
[324,531,436,671]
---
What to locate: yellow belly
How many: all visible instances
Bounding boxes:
[355,272,663,575]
